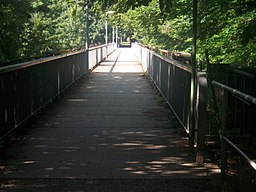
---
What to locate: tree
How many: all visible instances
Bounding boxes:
[100,0,152,12]
[21,0,87,57]
[118,0,192,52]
[118,0,256,66]
[0,0,32,63]
[1,0,255,66]
[197,0,256,66]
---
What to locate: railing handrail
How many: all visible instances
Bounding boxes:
[213,80,256,173]
[223,136,256,171]
[142,46,192,73]
[0,49,87,74]
[0,44,115,74]
[212,81,256,105]
[135,43,192,73]
[233,69,255,79]
[88,43,114,51]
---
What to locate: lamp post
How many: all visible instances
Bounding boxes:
[116,26,118,47]
[105,16,108,45]
[105,11,114,45]
[112,27,115,43]
[190,0,197,149]
[85,3,89,49]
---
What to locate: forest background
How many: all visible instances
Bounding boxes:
[0,0,255,67]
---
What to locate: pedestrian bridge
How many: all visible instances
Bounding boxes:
[0,45,221,191]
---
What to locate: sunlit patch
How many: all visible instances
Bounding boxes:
[121,131,138,135]
[111,66,143,73]
[131,171,147,175]
[45,167,54,171]
[123,167,134,171]
[2,183,16,188]
[145,166,160,170]
[148,161,170,165]
[161,156,183,162]
[203,163,221,174]
[113,142,143,147]
[67,99,88,102]
[126,161,139,164]
[151,164,163,168]
[31,137,53,141]
[143,144,166,150]
[210,168,221,174]
[182,163,198,167]
[86,86,96,89]
[23,160,36,164]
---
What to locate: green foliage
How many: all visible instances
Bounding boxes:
[0,0,32,63]
[1,0,255,67]
[120,0,192,52]
[124,0,161,46]
[0,0,105,64]
[119,0,256,67]
[100,0,151,12]
[21,0,86,57]
[197,1,256,66]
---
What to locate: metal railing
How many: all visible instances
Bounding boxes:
[0,44,116,142]
[88,43,116,70]
[212,81,256,174]
[132,43,208,158]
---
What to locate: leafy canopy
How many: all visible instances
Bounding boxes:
[1,0,255,67]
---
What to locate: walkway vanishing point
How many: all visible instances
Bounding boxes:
[0,48,221,191]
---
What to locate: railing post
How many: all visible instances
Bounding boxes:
[196,72,208,165]
[221,88,228,174]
